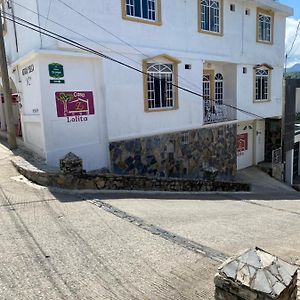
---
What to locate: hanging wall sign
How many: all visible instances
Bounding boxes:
[55,91,95,123]
[49,63,65,84]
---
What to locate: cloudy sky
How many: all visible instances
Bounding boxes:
[281,0,300,67]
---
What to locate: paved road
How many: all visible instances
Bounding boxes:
[1,141,300,299]
[0,143,217,300]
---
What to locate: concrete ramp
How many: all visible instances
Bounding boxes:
[236,166,296,193]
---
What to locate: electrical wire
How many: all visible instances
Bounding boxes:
[10,0,202,93]
[285,19,300,74]
[8,0,265,118]
[1,11,264,120]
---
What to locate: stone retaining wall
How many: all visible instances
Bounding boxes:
[110,123,237,180]
[12,157,250,192]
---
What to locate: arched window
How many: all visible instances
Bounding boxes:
[203,74,211,101]
[147,64,174,110]
[215,73,224,105]
[143,55,180,112]
[123,0,161,25]
[257,8,274,43]
[255,68,269,101]
[200,0,222,34]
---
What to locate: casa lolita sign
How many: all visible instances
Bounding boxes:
[55,91,95,123]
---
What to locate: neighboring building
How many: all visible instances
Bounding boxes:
[0,0,293,179]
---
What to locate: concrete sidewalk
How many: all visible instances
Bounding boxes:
[237,166,296,193]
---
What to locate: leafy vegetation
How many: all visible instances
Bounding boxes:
[285,72,300,79]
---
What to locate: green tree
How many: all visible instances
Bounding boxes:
[58,93,73,116]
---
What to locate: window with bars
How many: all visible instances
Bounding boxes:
[256,8,273,44]
[258,14,272,42]
[200,0,222,34]
[203,75,211,101]
[255,68,270,101]
[125,0,157,22]
[215,73,224,105]
[146,63,175,110]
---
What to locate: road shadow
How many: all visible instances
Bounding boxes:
[47,188,300,203]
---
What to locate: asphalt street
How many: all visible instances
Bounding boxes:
[0,142,300,299]
[0,143,217,300]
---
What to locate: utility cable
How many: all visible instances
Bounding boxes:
[285,19,300,74]
[2,11,264,120]
[11,0,202,93]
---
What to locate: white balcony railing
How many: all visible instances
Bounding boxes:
[203,100,236,125]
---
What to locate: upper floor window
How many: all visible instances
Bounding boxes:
[199,0,223,35]
[122,0,161,25]
[254,65,272,102]
[257,8,274,44]
[143,55,180,112]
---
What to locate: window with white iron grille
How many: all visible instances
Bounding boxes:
[124,0,160,24]
[200,0,222,34]
[146,63,174,110]
[255,68,270,101]
[215,73,224,105]
[257,8,273,44]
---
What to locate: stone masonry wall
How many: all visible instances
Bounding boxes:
[110,124,237,180]
[11,157,250,192]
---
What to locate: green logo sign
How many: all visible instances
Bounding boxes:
[49,63,65,84]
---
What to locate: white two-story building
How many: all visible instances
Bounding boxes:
[0,0,293,179]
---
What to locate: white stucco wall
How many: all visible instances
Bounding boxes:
[236,66,283,121]
[1,0,291,170]
[37,52,109,171]
[18,56,45,157]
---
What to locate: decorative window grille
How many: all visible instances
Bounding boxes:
[255,68,269,101]
[125,0,157,21]
[203,74,211,101]
[215,73,224,105]
[201,0,221,33]
[258,13,272,42]
[147,63,174,110]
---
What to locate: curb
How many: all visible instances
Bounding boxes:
[11,155,251,193]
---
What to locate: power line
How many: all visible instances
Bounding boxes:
[286,20,300,58]
[285,19,300,73]
[9,0,264,119]
[2,11,264,120]
[9,0,147,68]
[11,0,203,93]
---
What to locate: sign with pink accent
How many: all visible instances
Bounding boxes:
[55,91,95,122]
[237,133,248,156]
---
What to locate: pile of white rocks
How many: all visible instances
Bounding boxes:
[215,247,298,300]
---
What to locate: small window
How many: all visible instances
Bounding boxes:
[257,8,274,44]
[143,55,180,112]
[230,4,235,12]
[245,8,250,15]
[255,67,271,101]
[199,0,223,35]
[122,0,161,25]
[243,67,247,74]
